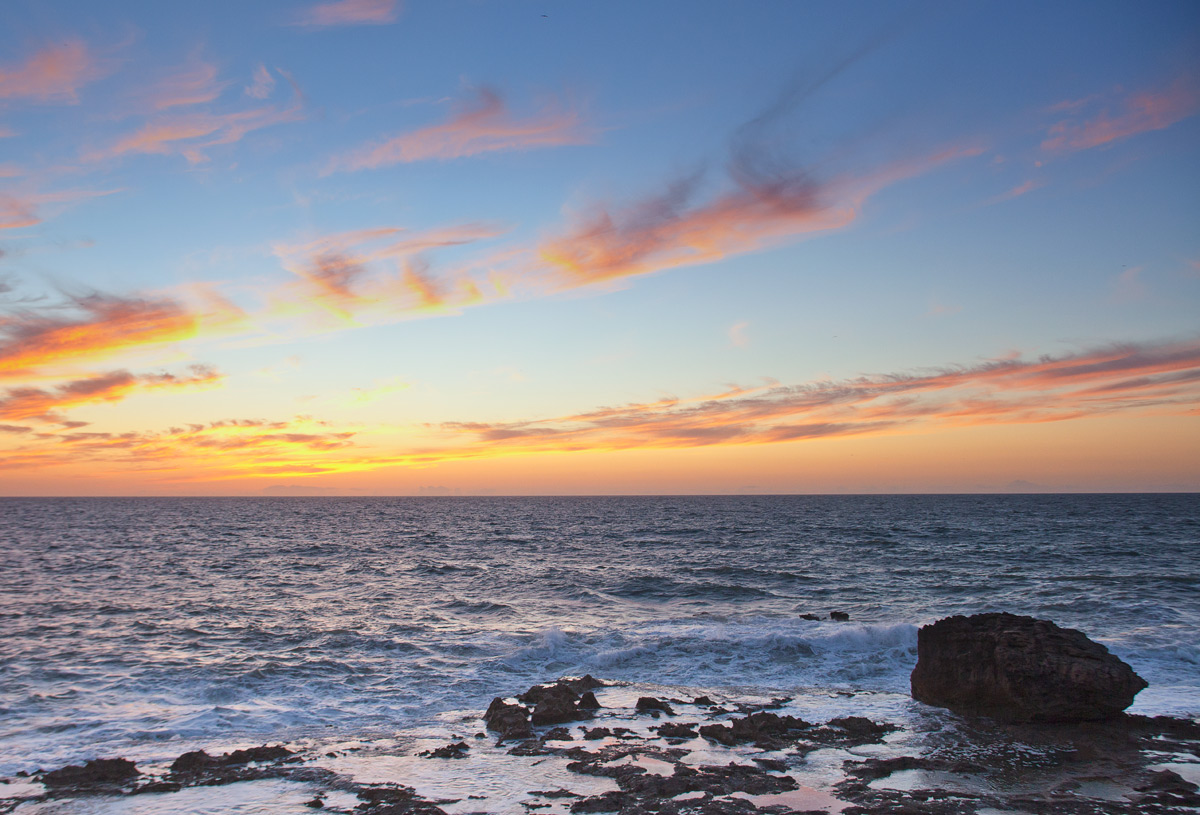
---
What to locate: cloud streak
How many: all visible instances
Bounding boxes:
[87,102,303,164]
[432,338,1200,459]
[0,187,120,230]
[0,415,359,479]
[329,87,592,171]
[0,365,221,423]
[1042,78,1199,153]
[293,0,401,28]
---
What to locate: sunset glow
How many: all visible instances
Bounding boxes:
[1,1,1197,495]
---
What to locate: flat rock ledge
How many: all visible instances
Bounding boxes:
[910,612,1148,723]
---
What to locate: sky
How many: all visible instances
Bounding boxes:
[1,0,1198,496]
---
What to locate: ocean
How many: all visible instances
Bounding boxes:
[1,494,1198,807]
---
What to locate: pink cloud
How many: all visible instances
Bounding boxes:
[0,40,103,103]
[87,101,303,164]
[433,338,1200,458]
[1042,78,1199,153]
[330,87,593,171]
[293,0,401,27]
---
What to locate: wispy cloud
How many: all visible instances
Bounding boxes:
[143,60,228,111]
[728,321,750,348]
[430,338,1200,459]
[329,87,592,171]
[244,64,276,99]
[86,100,303,164]
[1110,266,1147,303]
[984,179,1043,206]
[0,39,104,103]
[1042,77,1199,153]
[0,187,120,230]
[293,0,401,28]
[0,365,221,423]
[269,223,506,325]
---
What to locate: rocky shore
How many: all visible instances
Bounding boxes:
[2,676,1198,814]
[2,616,1198,814]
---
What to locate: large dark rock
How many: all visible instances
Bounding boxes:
[41,758,140,788]
[483,698,533,740]
[910,613,1147,722]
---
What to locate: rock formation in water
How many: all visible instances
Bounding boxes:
[910,612,1147,722]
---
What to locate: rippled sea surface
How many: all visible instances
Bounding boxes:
[1,494,1197,772]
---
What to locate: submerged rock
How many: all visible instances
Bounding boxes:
[910,612,1147,722]
[830,610,850,621]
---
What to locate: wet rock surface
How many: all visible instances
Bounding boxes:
[4,676,1198,815]
[911,612,1148,722]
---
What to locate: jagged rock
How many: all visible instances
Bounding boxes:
[655,722,698,739]
[170,750,217,775]
[532,684,585,725]
[559,674,605,694]
[578,691,601,709]
[419,741,469,758]
[799,613,822,621]
[910,613,1148,722]
[635,696,675,715]
[483,697,533,740]
[699,711,813,747]
[827,716,896,740]
[41,758,140,788]
[222,745,293,765]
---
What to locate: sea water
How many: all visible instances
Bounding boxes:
[1,494,1197,777]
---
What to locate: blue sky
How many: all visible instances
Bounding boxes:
[1,0,1198,494]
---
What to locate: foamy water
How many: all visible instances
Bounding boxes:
[1,495,1196,777]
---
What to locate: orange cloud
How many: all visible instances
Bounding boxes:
[432,338,1200,459]
[293,0,401,27]
[1042,78,1199,153]
[538,145,978,286]
[330,87,592,171]
[0,365,221,423]
[0,415,360,479]
[269,223,507,324]
[0,292,199,376]
[0,40,103,103]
